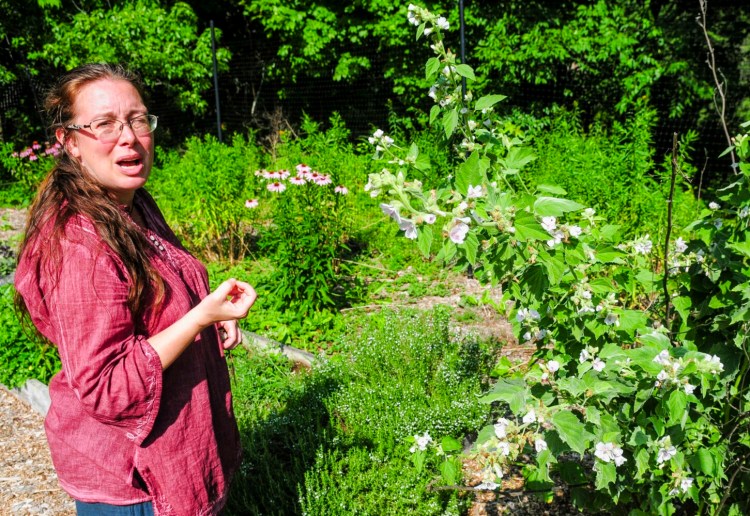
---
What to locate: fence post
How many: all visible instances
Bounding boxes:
[210,20,223,143]
[459,0,466,98]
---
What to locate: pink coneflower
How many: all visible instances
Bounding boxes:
[254,169,264,177]
[289,176,306,185]
[314,174,332,186]
[29,154,38,161]
[32,141,41,150]
[261,169,276,179]
[278,169,291,180]
[19,149,31,158]
[268,170,283,180]
[11,152,18,158]
[334,185,349,195]
[267,182,286,193]
[245,199,259,209]
[296,163,311,175]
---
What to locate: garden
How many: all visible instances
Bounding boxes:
[2,1,750,515]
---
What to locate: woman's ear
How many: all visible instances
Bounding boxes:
[56,127,80,158]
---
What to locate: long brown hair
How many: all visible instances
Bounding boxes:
[15,63,164,326]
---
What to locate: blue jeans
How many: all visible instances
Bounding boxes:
[75,500,154,516]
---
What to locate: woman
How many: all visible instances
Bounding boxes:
[14,63,256,515]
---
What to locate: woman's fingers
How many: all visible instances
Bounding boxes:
[207,279,257,322]
[219,320,242,350]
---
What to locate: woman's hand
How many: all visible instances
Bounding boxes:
[196,278,257,328]
[147,278,257,369]
[217,320,242,350]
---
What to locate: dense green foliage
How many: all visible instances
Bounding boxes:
[525,107,701,238]
[149,134,261,261]
[369,9,749,513]
[225,308,496,515]
[2,2,750,513]
[0,285,60,388]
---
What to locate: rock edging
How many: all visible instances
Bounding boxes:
[3,332,315,416]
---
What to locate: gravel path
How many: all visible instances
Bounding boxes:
[0,387,74,515]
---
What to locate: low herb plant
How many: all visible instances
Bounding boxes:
[0,285,61,388]
[226,308,498,515]
[365,5,749,515]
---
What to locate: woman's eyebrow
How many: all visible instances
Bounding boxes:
[88,109,148,119]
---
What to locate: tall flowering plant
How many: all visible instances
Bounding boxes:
[369,5,748,514]
[248,164,352,318]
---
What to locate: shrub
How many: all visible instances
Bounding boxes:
[0,285,61,388]
[367,7,749,514]
[0,140,61,206]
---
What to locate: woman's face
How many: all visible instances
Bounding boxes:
[62,78,154,206]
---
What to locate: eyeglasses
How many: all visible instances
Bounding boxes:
[66,114,158,142]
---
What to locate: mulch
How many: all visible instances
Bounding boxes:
[0,386,74,515]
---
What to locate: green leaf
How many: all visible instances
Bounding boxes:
[463,232,479,266]
[689,448,716,476]
[533,197,585,217]
[551,412,592,455]
[593,246,626,264]
[436,240,457,263]
[665,390,688,426]
[536,184,567,195]
[557,376,586,396]
[728,240,750,258]
[414,152,431,171]
[635,448,650,479]
[439,459,460,485]
[538,250,566,286]
[618,310,649,334]
[454,64,475,80]
[442,108,459,138]
[514,211,553,242]
[521,264,550,300]
[503,146,536,172]
[595,461,617,490]
[671,296,692,323]
[475,94,507,111]
[429,105,441,125]
[417,226,433,258]
[406,143,419,162]
[441,436,462,453]
[425,57,441,81]
[455,151,484,196]
[479,378,528,413]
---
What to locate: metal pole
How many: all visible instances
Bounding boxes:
[210,20,223,143]
[459,0,466,98]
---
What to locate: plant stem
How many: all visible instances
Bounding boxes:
[663,133,678,335]
[697,0,738,173]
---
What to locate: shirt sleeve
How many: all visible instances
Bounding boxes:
[44,233,163,446]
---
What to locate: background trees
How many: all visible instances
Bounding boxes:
[1,0,749,182]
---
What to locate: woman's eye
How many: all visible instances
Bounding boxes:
[94,120,116,130]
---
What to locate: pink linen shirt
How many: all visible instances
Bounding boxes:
[15,189,241,515]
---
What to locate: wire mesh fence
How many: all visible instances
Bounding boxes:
[0,35,731,171]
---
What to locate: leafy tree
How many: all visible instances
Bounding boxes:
[29,0,231,114]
